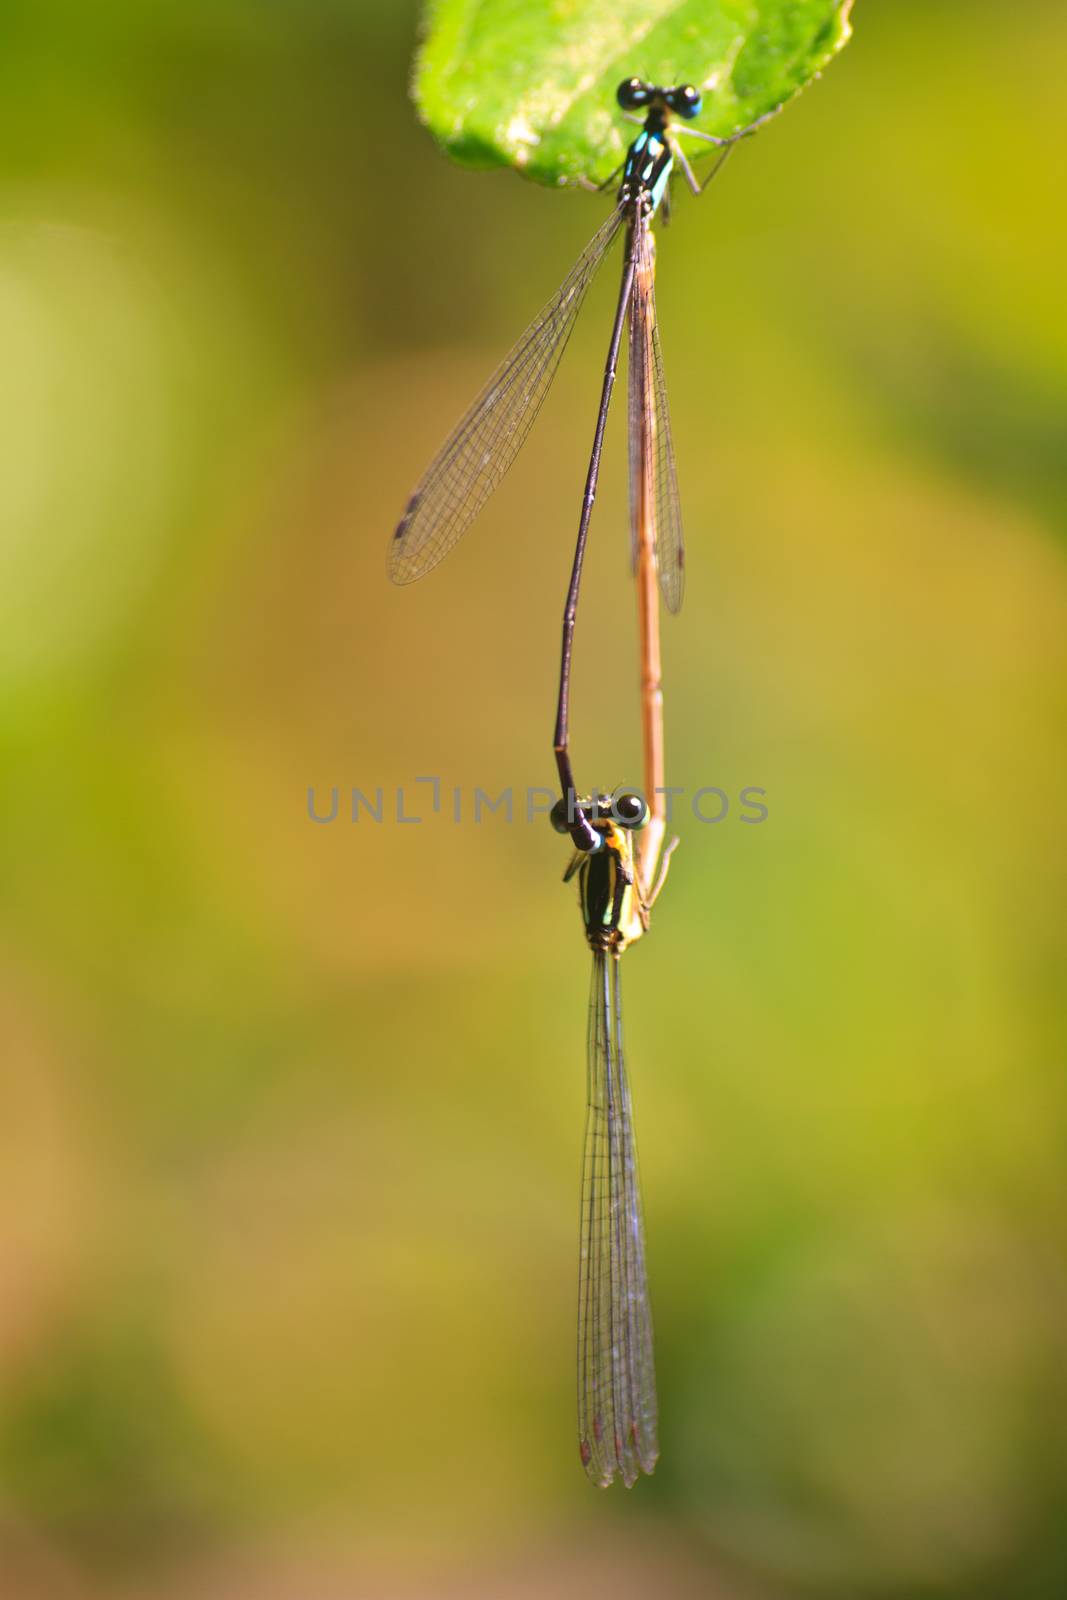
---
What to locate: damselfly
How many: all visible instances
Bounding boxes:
[390,79,769,850]
[550,787,669,1487]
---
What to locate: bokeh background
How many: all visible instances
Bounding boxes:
[2,2,1066,1596]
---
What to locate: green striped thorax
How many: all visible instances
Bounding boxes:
[617,78,703,216]
[551,790,650,953]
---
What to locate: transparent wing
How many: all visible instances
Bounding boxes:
[390,206,625,585]
[628,225,685,614]
[578,950,658,1488]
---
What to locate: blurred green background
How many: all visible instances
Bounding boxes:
[2,2,1066,1596]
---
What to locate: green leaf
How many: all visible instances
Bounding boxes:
[414,0,854,188]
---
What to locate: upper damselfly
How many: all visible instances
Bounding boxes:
[390,79,769,850]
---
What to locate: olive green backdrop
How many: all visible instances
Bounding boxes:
[2,2,1065,1597]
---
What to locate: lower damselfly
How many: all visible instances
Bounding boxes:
[390,79,770,851]
[550,788,671,1487]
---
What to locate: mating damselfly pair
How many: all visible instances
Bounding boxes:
[390,78,768,1487]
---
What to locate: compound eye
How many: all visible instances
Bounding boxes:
[549,798,572,834]
[617,77,652,110]
[669,83,703,119]
[613,790,649,829]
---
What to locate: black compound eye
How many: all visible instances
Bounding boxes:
[668,83,703,119]
[613,790,649,829]
[549,798,572,834]
[617,77,652,111]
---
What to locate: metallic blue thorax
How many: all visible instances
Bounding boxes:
[620,118,674,215]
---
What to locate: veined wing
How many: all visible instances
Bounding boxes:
[390,206,625,585]
[628,223,685,614]
[578,950,658,1488]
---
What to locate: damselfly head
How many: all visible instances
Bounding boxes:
[550,790,649,834]
[617,79,703,120]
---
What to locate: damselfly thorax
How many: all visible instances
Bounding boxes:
[573,820,646,954]
[551,788,672,953]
